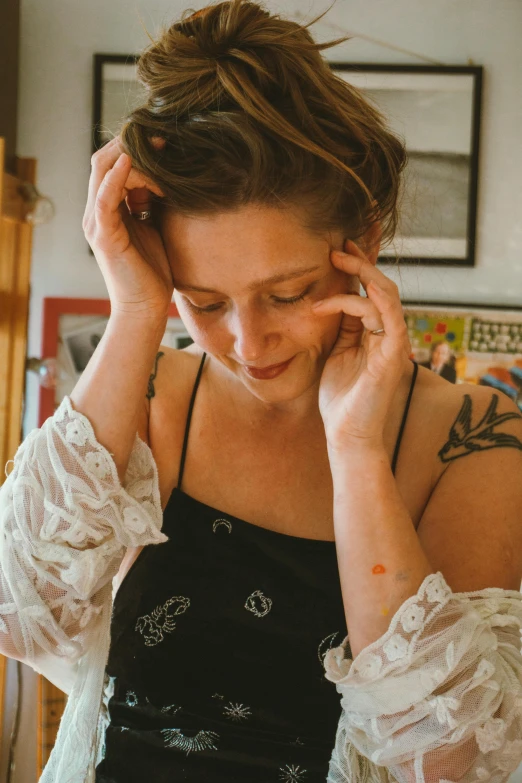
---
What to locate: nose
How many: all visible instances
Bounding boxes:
[230,305,278,363]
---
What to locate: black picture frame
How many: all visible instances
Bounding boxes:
[330,64,483,268]
[92,56,483,268]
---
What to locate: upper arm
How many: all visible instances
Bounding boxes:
[417,385,522,593]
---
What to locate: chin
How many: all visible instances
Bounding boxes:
[237,361,322,405]
[242,380,316,406]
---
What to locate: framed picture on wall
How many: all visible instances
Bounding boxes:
[92,57,482,268]
[331,65,483,267]
[61,316,110,376]
[92,53,142,152]
[403,300,522,410]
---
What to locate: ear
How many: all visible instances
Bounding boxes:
[125,168,165,198]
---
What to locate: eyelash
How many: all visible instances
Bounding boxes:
[186,287,312,315]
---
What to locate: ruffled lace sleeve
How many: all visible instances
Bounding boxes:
[0,394,168,668]
[324,572,522,783]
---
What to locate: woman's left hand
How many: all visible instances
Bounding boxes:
[312,240,412,452]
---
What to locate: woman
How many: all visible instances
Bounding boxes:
[420,342,457,384]
[2,2,522,781]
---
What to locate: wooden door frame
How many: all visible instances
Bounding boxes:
[0,134,36,771]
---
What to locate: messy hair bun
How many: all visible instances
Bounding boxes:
[120,0,406,250]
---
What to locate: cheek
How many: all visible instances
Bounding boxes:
[283,307,341,349]
[317,311,344,350]
[174,303,228,352]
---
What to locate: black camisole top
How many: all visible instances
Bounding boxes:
[95,354,418,783]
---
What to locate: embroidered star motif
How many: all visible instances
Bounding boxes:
[222,702,252,722]
[279,764,307,782]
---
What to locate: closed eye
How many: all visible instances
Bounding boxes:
[186,285,313,314]
[273,288,310,305]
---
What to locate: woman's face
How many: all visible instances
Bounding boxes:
[432,342,450,364]
[160,204,361,404]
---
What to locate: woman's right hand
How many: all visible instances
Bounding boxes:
[83,136,174,321]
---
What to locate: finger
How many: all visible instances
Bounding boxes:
[331,242,396,296]
[85,137,165,225]
[366,281,408,344]
[93,152,133,241]
[312,292,383,333]
[85,138,124,224]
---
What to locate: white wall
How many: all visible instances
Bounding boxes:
[6,0,522,780]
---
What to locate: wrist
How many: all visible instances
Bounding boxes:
[108,310,169,336]
[327,437,387,472]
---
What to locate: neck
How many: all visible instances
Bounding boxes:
[209,357,324,433]
[208,353,414,443]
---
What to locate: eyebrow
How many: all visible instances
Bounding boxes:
[174,265,321,294]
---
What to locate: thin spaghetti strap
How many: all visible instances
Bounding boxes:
[391,359,418,477]
[177,352,207,490]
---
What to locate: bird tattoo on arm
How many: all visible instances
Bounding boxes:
[439,393,522,463]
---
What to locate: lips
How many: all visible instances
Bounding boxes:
[242,356,295,380]
[246,360,289,371]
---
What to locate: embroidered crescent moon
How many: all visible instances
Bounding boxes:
[161,728,220,755]
[317,632,341,665]
[212,518,232,534]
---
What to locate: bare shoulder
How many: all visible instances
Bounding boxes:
[147,341,203,393]
[415,364,522,476]
[143,342,205,455]
[413,367,522,592]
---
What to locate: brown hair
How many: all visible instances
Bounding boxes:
[120,0,407,252]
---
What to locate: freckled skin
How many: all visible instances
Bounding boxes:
[158,204,358,415]
[372,564,386,575]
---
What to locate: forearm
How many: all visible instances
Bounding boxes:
[329,444,433,660]
[69,313,167,484]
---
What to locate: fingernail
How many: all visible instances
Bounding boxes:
[312,299,325,308]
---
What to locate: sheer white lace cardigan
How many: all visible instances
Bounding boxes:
[1,395,522,783]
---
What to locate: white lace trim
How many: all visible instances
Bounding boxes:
[0,394,168,782]
[324,572,522,781]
